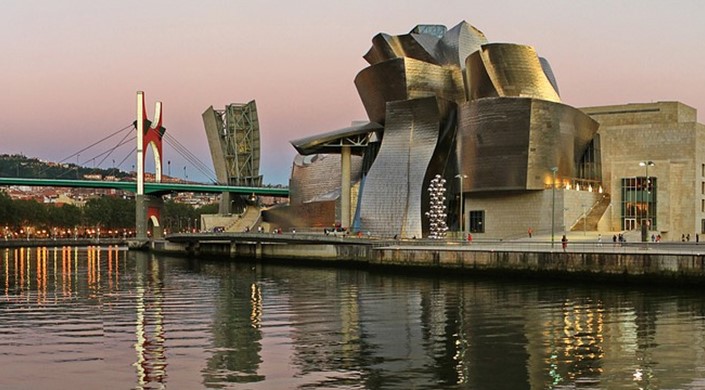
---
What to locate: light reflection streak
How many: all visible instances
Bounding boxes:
[4,249,8,297]
[0,245,127,304]
[250,283,262,328]
[133,257,167,388]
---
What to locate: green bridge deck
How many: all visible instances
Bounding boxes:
[0,177,289,196]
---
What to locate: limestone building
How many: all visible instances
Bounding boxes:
[581,101,705,241]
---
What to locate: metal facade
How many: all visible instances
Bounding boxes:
[457,97,598,192]
[357,97,454,238]
[286,20,600,238]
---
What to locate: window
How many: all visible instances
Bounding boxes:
[468,210,485,233]
[621,177,657,230]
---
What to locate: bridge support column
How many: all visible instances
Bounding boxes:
[341,145,351,229]
[150,196,165,239]
[219,192,232,214]
[136,194,164,239]
[136,194,148,240]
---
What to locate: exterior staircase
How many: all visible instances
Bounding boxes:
[225,205,261,232]
[570,193,611,232]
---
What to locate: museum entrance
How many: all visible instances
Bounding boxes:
[621,176,657,231]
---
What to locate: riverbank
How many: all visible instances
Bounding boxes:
[155,232,705,285]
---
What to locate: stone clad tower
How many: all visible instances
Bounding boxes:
[203,102,262,214]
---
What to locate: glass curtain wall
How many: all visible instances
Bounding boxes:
[621,177,657,230]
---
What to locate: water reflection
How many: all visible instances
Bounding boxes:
[3,249,705,388]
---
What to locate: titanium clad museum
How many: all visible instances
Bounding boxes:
[263,21,705,241]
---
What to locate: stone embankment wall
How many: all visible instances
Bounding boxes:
[154,237,705,284]
[374,247,705,283]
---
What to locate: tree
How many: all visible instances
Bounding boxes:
[48,204,82,228]
[83,196,134,228]
[13,199,48,229]
[0,192,13,226]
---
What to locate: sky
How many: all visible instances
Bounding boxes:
[2,1,705,185]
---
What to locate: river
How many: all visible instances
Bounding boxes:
[1,246,705,389]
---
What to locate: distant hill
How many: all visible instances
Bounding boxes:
[0,154,132,180]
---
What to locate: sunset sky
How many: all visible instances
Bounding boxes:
[2,1,704,184]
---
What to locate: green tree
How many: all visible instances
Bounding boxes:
[0,192,13,226]
[13,199,48,229]
[197,203,219,215]
[48,204,82,228]
[83,196,135,228]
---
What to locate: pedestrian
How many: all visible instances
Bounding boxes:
[612,234,617,246]
[467,233,472,244]
[651,234,655,242]
[687,233,691,242]
[561,235,568,252]
[528,227,533,238]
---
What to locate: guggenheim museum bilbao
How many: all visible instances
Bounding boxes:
[263,21,705,241]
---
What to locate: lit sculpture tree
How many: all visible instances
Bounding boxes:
[425,174,448,239]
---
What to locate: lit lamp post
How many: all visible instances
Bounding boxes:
[455,174,467,238]
[639,161,654,243]
[551,167,558,248]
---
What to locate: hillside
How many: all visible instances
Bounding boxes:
[0,154,132,180]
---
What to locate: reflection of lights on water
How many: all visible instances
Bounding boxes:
[4,249,9,297]
[250,283,262,328]
[133,260,168,387]
[1,245,126,305]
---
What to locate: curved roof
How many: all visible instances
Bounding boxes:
[290,121,383,155]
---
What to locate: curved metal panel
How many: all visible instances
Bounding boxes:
[465,44,560,102]
[363,32,441,66]
[266,154,363,229]
[355,57,464,124]
[357,97,453,238]
[289,154,362,206]
[438,21,487,69]
[539,57,560,96]
[457,97,598,192]
[465,50,498,101]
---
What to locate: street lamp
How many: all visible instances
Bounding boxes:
[455,174,467,237]
[551,167,558,248]
[639,161,655,242]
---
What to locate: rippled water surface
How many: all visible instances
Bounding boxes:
[3,246,705,389]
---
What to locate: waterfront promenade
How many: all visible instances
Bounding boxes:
[158,230,705,285]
